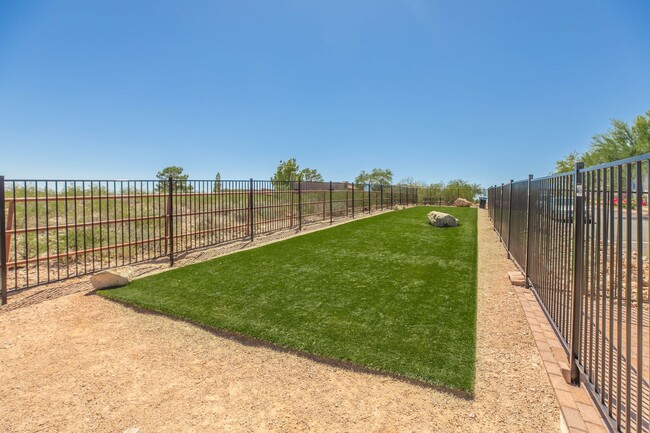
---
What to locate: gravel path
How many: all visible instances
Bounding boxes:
[0,209,559,432]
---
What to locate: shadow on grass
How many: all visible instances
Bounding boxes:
[93,290,474,400]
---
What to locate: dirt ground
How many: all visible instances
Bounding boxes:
[0,209,559,432]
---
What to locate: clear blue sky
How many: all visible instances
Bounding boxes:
[1,1,649,187]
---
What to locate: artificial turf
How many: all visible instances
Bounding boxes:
[99,207,478,393]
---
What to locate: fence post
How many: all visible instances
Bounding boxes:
[399,185,402,205]
[0,176,7,305]
[168,176,174,266]
[329,181,333,224]
[507,179,513,258]
[380,184,383,210]
[390,185,393,208]
[249,178,254,242]
[524,175,533,288]
[569,161,585,384]
[298,178,302,231]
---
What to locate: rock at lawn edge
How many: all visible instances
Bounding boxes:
[394,205,406,210]
[453,198,472,207]
[427,211,459,227]
[90,268,133,289]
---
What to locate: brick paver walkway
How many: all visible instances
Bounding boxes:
[515,285,611,432]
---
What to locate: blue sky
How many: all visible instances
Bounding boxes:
[1,1,649,187]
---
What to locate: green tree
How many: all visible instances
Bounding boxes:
[554,110,650,172]
[355,170,370,189]
[272,158,323,185]
[271,158,323,188]
[213,172,222,192]
[156,166,192,192]
[445,179,482,201]
[397,177,427,187]
[369,168,393,188]
[555,151,580,173]
[583,111,650,166]
[299,168,323,182]
[272,158,300,183]
[356,168,393,190]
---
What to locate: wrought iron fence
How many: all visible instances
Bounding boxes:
[0,177,418,301]
[490,155,650,433]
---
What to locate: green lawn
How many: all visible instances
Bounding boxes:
[99,207,478,393]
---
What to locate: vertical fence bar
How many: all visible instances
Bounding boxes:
[625,163,632,432]
[4,199,12,271]
[329,181,333,225]
[525,175,533,288]
[570,162,585,383]
[0,176,6,305]
[249,178,254,241]
[601,168,609,409]
[380,184,383,210]
[168,176,174,266]
[507,179,513,258]
[298,179,302,231]
[635,161,643,433]
[368,184,371,214]
[616,165,623,429]
[290,182,294,227]
[499,183,504,240]
[593,169,601,395]
[351,183,355,219]
[491,186,496,229]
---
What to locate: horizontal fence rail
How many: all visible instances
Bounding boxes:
[0,177,418,299]
[490,155,650,433]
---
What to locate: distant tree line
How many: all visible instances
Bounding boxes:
[154,158,482,201]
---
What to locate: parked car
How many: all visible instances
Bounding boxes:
[550,197,592,223]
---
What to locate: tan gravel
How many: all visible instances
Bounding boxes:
[0,209,559,432]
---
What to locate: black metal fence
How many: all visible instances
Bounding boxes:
[489,155,650,433]
[0,177,418,301]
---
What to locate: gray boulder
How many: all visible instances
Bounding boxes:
[427,211,459,227]
[394,205,405,211]
[90,268,133,289]
[453,198,472,207]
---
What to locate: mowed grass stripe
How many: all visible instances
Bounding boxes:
[100,207,478,393]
